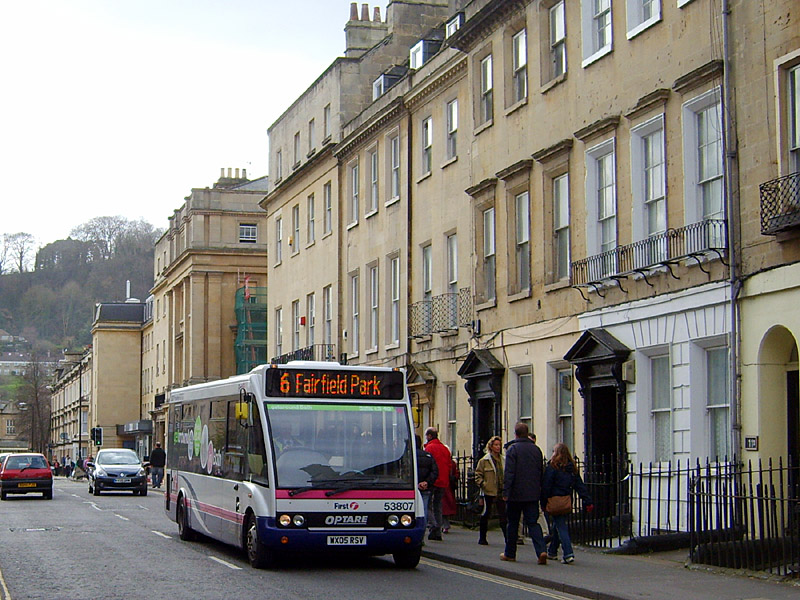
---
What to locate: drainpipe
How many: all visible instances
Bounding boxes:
[721,0,742,460]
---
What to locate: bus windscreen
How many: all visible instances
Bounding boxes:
[265,368,405,400]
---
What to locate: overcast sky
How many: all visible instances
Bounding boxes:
[0,0,363,248]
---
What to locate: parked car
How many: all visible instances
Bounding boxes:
[87,449,147,496]
[0,453,53,500]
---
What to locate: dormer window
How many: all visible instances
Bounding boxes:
[372,68,405,101]
[410,41,424,69]
[446,13,464,38]
[373,77,385,100]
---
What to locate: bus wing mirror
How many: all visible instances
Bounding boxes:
[235,402,249,421]
[237,388,254,427]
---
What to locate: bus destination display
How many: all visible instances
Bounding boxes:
[265,368,404,400]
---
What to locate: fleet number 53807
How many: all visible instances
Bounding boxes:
[384,501,413,511]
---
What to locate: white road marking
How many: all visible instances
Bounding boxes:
[114,514,130,521]
[84,502,102,511]
[420,559,576,599]
[152,531,172,539]
[209,556,242,570]
[137,505,149,510]
[0,563,11,600]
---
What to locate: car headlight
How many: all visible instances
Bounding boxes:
[95,467,107,477]
[400,514,413,527]
[292,515,305,527]
[387,514,399,527]
[279,514,291,527]
[137,468,146,477]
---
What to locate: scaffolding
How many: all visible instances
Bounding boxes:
[234,285,267,374]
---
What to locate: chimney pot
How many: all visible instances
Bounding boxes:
[350,2,358,20]
[220,167,224,178]
[243,168,247,179]
[361,3,368,21]
[235,168,240,178]
[373,7,381,22]
[227,167,232,178]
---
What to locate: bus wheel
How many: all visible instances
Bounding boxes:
[245,514,273,569]
[177,496,195,541]
[393,547,422,569]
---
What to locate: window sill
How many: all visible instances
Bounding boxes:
[626,15,661,40]
[365,209,378,219]
[305,240,315,250]
[306,148,317,158]
[385,196,400,208]
[504,96,528,117]
[508,288,531,303]
[540,72,567,95]
[384,342,400,351]
[292,162,301,171]
[347,352,360,361]
[441,156,458,170]
[275,176,283,185]
[544,279,571,293]
[346,221,358,231]
[274,260,282,268]
[365,347,378,356]
[416,171,432,184]
[322,135,332,145]
[582,44,612,69]
[290,250,300,258]
[473,119,493,136]
[322,230,332,240]
[412,335,432,344]
[476,299,496,312]
[438,329,458,338]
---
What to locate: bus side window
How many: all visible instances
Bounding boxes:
[225,401,245,481]
[247,413,269,485]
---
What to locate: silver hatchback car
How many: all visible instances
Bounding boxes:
[87,449,147,496]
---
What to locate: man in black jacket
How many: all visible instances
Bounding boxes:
[500,422,548,564]
[415,434,438,533]
[149,442,166,489]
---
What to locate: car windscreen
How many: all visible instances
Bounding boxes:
[97,452,140,465]
[266,402,414,489]
[6,456,47,469]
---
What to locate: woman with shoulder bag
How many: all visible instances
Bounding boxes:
[541,443,593,564]
[473,436,507,545]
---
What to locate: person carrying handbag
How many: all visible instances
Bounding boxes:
[473,436,507,545]
[541,443,593,564]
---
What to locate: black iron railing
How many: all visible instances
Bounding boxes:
[760,171,800,235]
[571,219,727,286]
[270,344,337,364]
[409,287,472,338]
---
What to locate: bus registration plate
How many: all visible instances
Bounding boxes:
[327,535,366,546]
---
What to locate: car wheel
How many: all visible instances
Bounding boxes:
[140,486,148,497]
[0,491,6,501]
[177,496,195,541]
[43,490,53,500]
[245,513,273,569]
[393,547,422,569]
[88,483,93,494]
[93,483,101,496]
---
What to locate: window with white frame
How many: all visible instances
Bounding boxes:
[373,77,385,101]
[446,233,458,327]
[308,118,316,153]
[291,204,300,253]
[682,88,723,227]
[422,244,432,333]
[293,132,301,166]
[480,54,493,124]
[323,181,332,234]
[515,191,531,291]
[275,217,283,263]
[581,0,613,66]
[368,147,379,212]
[483,207,496,301]
[446,99,458,160]
[276,149,282,180]
[350,273,359,355]
[390,256,400,344]
[512,29,528,103]
[553,174,570,280]
[421,117,433,175]
[389,133,401,200]
[446,13,463,38]
[307,194,315,244]
[275,307,283,356]
[707,347,730,459]
[410,41,424,69]
[6,419,15,435]
[446,384,457,449]
[517,370,532,430]
[585,140,617,278]
[791,65,800,172]
[349,161,359,224]
[626,0,661,39]
[323,285,332,347]
[292,300,300,351]
[631,116,667,265]
[369,265,379,350]
[557,368,573,444]
[323,104,331,140]
[550,1,567,79]
[239,223,257,244]
[651,353,671,462]
[306,292,316,346]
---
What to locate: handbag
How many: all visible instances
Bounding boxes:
[467,492,485,514]
[545,494,573,516]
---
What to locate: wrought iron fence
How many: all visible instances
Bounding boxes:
[571,219,727,285]
[409,287,472,338]
[760,171,800,235]
[270,344,337,364]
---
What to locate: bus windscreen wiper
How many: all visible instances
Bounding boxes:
[288,478,348,497]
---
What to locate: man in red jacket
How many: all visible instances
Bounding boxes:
[424,427,452,541]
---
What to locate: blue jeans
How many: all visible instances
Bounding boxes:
[504,501,546,559]
[548,514,574,559]
[151,467,164,488]
[420,490,432,529]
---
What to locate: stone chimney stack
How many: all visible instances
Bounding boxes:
[344,2,388,58]
[214,167,250,189]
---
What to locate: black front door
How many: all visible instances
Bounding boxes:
[788,370,799,493]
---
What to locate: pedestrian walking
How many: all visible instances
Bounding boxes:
[474,435,507,545]
[500,422,548,564]
[541,443,594,564]
[424,427,452,541]
[441,456,459,533]
[415,434,438,532]
[149,442,166,488]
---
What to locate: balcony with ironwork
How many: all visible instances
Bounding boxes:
[409,287,472,338]
[571,219,727,292]
[760,171,800,235]
[270,344,337,365]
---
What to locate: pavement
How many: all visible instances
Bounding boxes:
[421,525,800,600]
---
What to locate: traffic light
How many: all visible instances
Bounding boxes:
[91,427,102,446]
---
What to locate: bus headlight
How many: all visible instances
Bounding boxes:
[292,515,305,527]
[387,514,399,527]
[400,514,413,527]
[279,514,292,527]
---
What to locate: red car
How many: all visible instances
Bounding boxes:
[0,453,53,500]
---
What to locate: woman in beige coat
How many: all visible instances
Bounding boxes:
[473,436,507,545]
